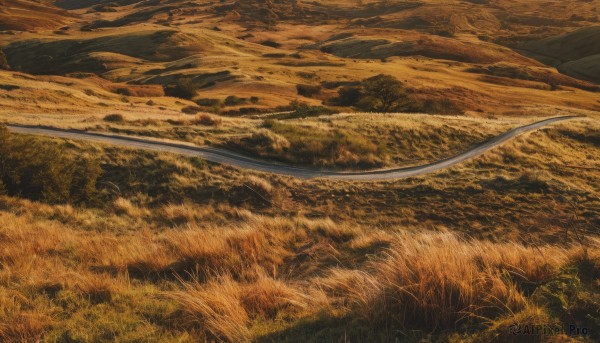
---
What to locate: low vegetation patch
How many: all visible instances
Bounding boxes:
[230,120,385,168]
[0,126,100,203]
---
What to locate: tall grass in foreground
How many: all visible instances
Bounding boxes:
[321,233,572,332]
[0,195,597,342]
[166,229,596,342]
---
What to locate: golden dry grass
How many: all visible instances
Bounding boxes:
[0,1,599,340]
[0,198,596,341]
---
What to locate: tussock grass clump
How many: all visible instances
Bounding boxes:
[168,276,250,342]
[0,301,51,343]
[229,175,292,209]
[112,197,148,217]
[168,274,307,342]
[320,232,572,333]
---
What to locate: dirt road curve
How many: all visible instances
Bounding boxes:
[6,116,576,181]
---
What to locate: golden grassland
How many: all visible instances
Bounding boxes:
[0,116,598,341]
[0,0,599,341]
[1,0,600,118]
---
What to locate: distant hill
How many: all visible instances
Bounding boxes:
[0,0,71,30]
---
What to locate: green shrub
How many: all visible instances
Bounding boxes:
[421,98,464,115]
[0,126,101,203]
[359,74,407,112]
[271,101,332,119]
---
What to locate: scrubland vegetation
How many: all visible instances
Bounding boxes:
[0,118,598,341]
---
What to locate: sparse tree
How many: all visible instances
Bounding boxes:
[360,74,406,112]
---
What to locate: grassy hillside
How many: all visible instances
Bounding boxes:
[0,0,70,31]
[519,26,600,83]
[0,118,598,341]
[0,0,599,341]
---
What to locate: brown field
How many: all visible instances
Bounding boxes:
[0,0,599,342]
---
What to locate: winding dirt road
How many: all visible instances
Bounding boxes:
[6,116,576,181]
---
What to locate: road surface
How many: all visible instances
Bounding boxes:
[6,116,576,181]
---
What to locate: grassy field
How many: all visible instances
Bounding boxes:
[0,116,598,341]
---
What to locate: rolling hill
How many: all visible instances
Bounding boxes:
[518,26,600,83]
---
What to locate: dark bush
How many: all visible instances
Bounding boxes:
[164,78,201,99]
[115,88,131,96]
[275,101,333,119]
[222,107,263,116]
[224,95,247,106]
[296,84,322,98]
[181,106,201,115]
[103,114,125,123]
[195,98,221,107]
[262,53,287,58]
[261,40,281,48]
[337,86,363,106]
[0,49,10,70]
[0,84,19,91]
